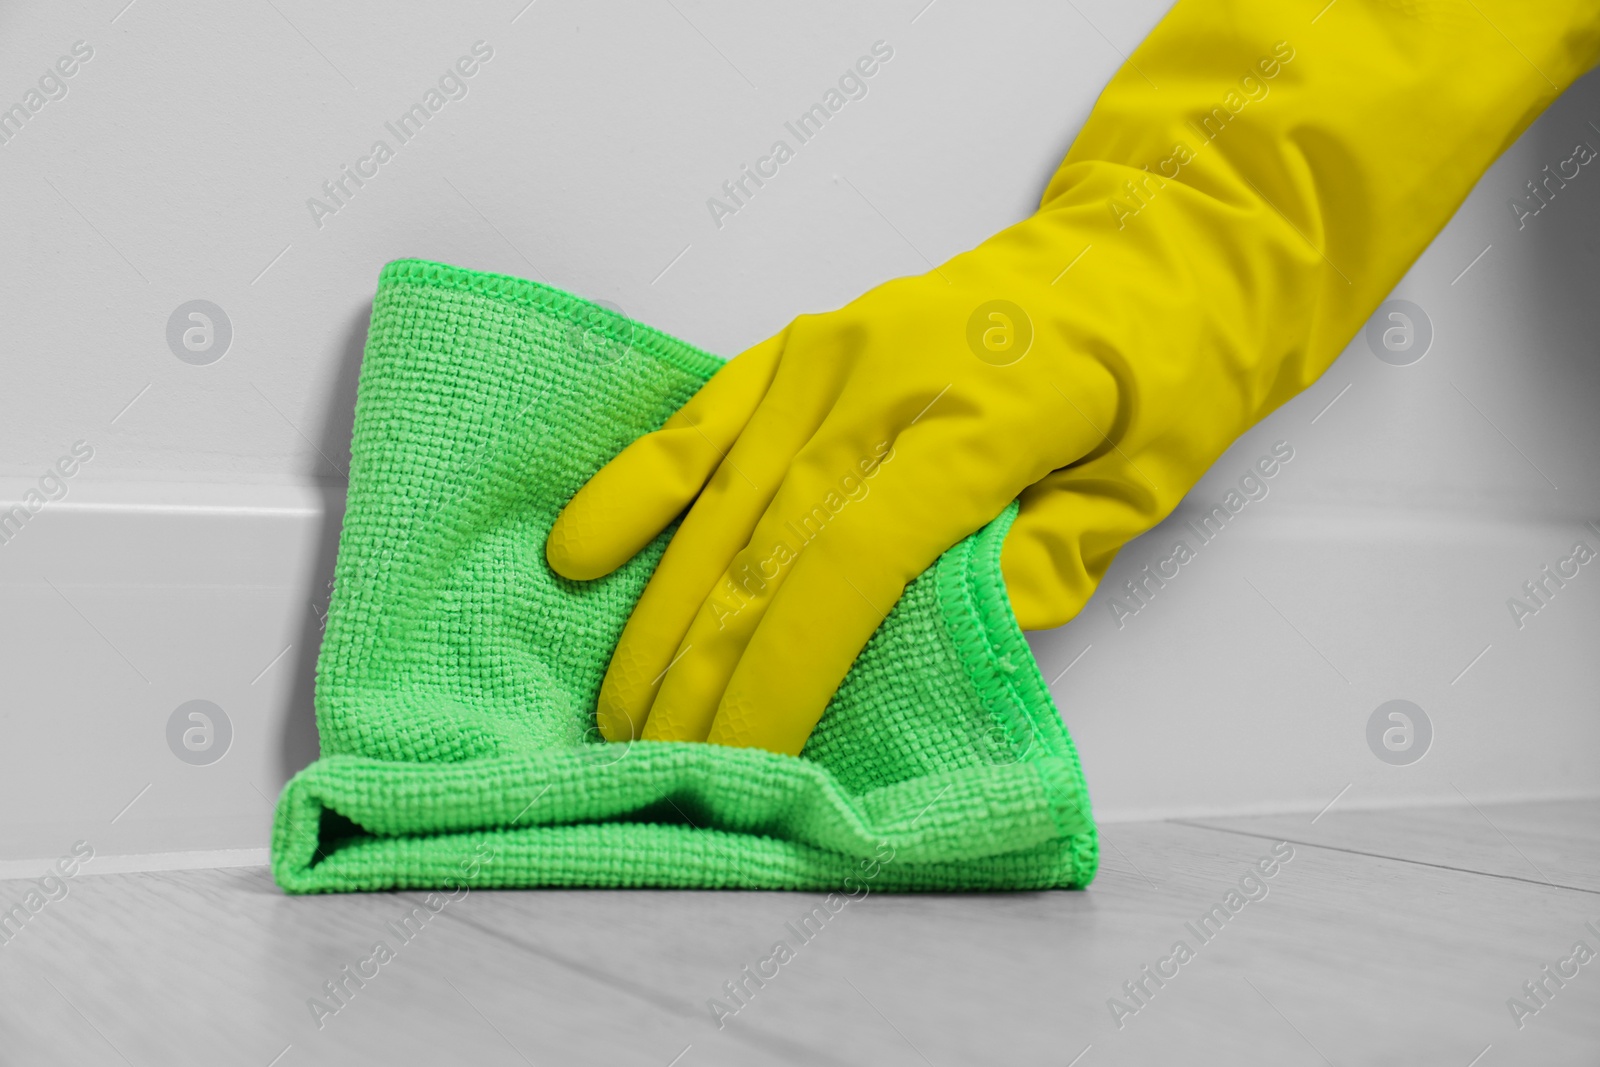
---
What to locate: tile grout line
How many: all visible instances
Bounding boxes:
[1167,819,1600,896]
[426,904,858,1067]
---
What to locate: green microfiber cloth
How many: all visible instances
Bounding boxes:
[270,259,1098,893]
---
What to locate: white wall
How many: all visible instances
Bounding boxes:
[0,0,1596,866]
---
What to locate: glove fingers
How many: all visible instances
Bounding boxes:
[546,332,785,581]
[636,512,794,744]
[702,403,1104,752]
[596,336,850,740]
[639,400,908,743]
[703,451,945,754]
[595,419,796,740]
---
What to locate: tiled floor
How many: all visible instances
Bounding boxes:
[1,799,1596,1065]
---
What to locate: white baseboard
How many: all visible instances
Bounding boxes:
[2,472,1596,870]
[0,849,270,882]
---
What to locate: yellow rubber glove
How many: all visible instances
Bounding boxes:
[549,0,1600,755]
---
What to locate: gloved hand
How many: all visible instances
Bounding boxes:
[550,0,1600,755]
[548,261,1121,754]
